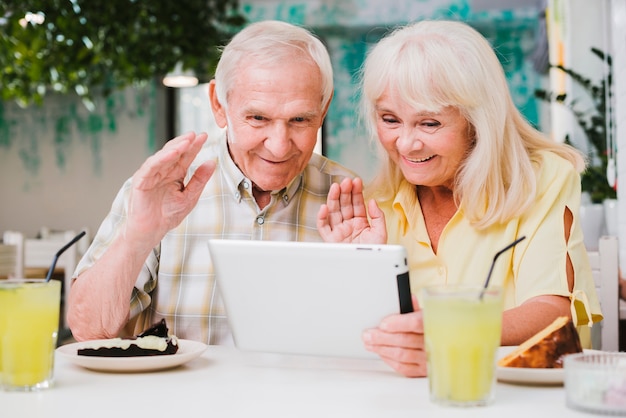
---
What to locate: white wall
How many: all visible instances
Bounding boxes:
[546,0,623,260]
[1,0,621,257]
[611,0,626,268]
[0,85,167,239]
[547,0,608,153]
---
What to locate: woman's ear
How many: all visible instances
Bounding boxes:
[208,80,228,128]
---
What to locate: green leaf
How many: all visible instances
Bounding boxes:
[0,0,246,106]
[534,47,614,202]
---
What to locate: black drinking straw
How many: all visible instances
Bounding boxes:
[480,235,526,299]
[45,230,87,282]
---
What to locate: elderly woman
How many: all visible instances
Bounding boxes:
[317,20,601,377]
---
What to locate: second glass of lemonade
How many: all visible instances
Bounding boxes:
[422,285,503,407]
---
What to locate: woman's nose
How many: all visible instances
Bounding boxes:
[397,127,424,153]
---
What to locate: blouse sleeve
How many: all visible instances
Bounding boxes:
[514,153,602,327]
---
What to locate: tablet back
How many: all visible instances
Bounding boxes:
[208,239,412,359]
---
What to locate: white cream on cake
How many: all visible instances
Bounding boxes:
[79,335,178,352]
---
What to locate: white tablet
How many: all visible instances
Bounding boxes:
[208,239,412,359]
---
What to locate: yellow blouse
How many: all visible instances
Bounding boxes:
[379,151,602,330]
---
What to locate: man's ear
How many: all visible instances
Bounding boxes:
[321,90,334,121]
[209,80,227,128]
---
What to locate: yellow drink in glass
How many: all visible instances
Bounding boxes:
[0,280,61,391]
[422,285,503,407]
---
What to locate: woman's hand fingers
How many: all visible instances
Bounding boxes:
[363,328,427,378]
[362,311,427,378]
[376,350,428,378]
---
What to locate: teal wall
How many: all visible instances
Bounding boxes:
[0,84,160,237]
[0,85,157,181]
[0,1,542,182]
[241,0,541,180]
[0,0,543,236]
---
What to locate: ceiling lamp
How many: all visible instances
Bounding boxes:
[163,62,198,88]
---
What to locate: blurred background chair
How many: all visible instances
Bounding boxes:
[2,228,89,337]
[38,226,90,259]
[588,235,619,351]
[0,231,23,279]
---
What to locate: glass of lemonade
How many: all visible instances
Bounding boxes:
[422,285,503,407]
[0,279,61,391]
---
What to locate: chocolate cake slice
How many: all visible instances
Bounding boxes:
[497,316,582,368]
[77,319,179,357]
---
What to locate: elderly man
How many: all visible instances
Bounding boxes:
[67,20,355,344]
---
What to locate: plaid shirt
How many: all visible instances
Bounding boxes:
[74,134,355,343]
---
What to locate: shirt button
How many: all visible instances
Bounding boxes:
[283,195,289,203]
[235,192,240,200]
[438,266,445,275]
[256,216,265,225]
[242,180,250,189]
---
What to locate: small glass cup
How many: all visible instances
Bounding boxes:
[565,352,626,415]
[422,285,504,407]
[0,279,61,391]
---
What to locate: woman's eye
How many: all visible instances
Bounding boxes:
[422,121,441,128]
[382,116,398,124]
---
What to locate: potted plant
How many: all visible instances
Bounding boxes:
[0,0,246,107]
[534,47,616,204]
[534,47,617,246]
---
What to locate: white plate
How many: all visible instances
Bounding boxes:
[56,339,208,373]
[496,346,596,385]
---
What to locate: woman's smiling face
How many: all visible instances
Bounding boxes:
[375,88,473,189]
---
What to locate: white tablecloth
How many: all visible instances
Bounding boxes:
[1,346,592,418]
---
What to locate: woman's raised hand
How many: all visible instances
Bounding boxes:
[316,177,387,244]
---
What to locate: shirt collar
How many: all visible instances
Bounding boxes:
[391,180,464,239]
[392,180,420,235]
[218,133,302,206]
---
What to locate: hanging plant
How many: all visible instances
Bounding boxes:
[534,47,616,204]
[0,0,246,107]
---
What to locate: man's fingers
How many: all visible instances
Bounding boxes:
[184,160,216,198]
[177,132,209,170]
[134,132,208,190]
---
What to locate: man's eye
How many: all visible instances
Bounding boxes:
[246,115,266,125]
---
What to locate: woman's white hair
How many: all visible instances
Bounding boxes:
[361,20,585,228]
[214,20,333,111]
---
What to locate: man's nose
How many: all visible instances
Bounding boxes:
[264,123,291,157]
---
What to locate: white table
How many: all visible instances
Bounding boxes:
[2,346,592,417]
